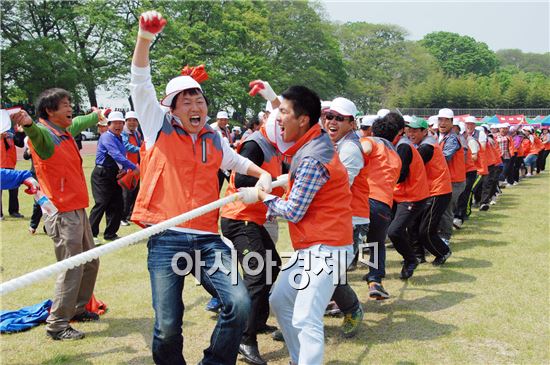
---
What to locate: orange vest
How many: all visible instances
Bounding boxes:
[0,133,17,169]
[394,136,430,203]
[440,133,466,182]
[131,115,223,233]
[221,129,284,225]
[125,130,142,165]
[362,136,401,208]
[463,135,477,173]
[487,137,502,165]
[29,119,89,212]
[419,136,452,196]
[533,136,544,153]
[475,142,489,176]
[284,125,353,250]
[339,132,370,219]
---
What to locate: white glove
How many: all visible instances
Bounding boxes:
[255,173,273,194]
[275,174,289,185]
[248,80,277,103]
[238,187,260,204]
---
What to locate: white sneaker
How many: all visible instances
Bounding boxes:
[453,218,463,229]
[120,220,130,226]
[93,237,101,245]
[526,173,532,177]
[513,182,518,186]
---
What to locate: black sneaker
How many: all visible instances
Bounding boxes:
[432,251,452,266]
[271,329,284,342]
[400,259,418,280]
[257,324,278,334]
[479,204,490,211]
[103,234,120,241]
[72,311,99,322]
[368,282,390,300]
[9,212,24,218]
[47,326,85,340]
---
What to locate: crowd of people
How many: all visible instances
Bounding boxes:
[2,10,550,365]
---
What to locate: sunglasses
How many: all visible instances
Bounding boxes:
[325,114,348,122]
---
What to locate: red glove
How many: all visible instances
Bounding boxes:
[248,80,265,97]
[91,107,111,122]
[139,11,167,40]
[181,64,209,83]
[23,177,39,195]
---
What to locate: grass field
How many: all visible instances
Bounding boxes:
[1,155,549,364]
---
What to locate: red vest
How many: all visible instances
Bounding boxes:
[0,133,17,169]
[132,115,223,233]
[221,129,284,225]
[394,136,430,203]
[440,133,466,182]
[362,136,401,208]
[419,136,452,196]
[284,125,353,250]
[29,119,89,212]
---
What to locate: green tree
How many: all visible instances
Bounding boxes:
[421,31,499,77]
[497,49,550,76]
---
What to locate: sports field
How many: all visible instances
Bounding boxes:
[1,155,549,364]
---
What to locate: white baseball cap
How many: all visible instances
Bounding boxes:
[125,111,139,120]
[465,116,477,124]
[428,115,438,126]
[377,108,390,118]
[437,108,454,119]
[403,115,413,125]
[500,123,510,128]
[321,100,332,111]
[452,119,461,126]
[107,111,125,123]
[360,115,377,127]
[160,76,202,107]
[217,111,229,119]
[258,111,265,120]
[232,126,241,132]
[330,97,357,118]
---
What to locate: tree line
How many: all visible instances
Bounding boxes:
[2,0,549,120]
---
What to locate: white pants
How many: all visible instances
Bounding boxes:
[270,243,353,365]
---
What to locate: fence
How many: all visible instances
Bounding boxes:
[390,108,550,118]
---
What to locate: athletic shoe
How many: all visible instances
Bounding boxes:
[205,297,222,313]
[341,306,364,338]
[325,301,342,316]
[513,182,519,186]
[441,238,451,246]
[47,326,85,341]
[400,259,419,280]
[432,250,452,266]
[72,311,100,322]
[120,220,130,226]
[525,173,532,177]
[271,329,284,342]
[93,236,101,245]
[29,226,37,235]
[479,204,490,211]
[498,181,507,188]
[453,218,463,229]
[490,198,497,205]
[104,234,120,241]
[9,212,24,218]
[368,282,390,300]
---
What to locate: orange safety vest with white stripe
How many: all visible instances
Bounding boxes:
[0,133,17,169]
[439,133,466,182]
[419,136,452,196]
[284,124,353,250]
[362,136,401,208]
[29,119,89,212]
[221,129,284,225]
[131,114,223,233]
[338,131,370,219]
[394,136,430,203]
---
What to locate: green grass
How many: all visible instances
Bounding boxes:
[1,156,549,364]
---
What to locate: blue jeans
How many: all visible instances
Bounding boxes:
[147,230,250,365]
[365,198,391,283]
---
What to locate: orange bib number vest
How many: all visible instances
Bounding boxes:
[439,133,466,183]
[284,125,353,250]
[419,136,452,196]
[29,119,89,212]
[221,129,283,225]
[394,136,430,203]
[131,114,223,233]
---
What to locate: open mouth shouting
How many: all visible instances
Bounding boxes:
[189,115,201,127]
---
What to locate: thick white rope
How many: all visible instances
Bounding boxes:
[0,177,288,296]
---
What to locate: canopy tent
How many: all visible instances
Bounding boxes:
[482,115,499,125]
[496,114,526,125]
[541,115,550,126]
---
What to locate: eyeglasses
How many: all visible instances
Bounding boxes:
[325,114,348,122]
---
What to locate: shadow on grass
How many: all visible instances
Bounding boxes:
[451,238,510,253]
[33,346,138,365]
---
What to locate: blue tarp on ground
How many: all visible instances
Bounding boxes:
[0,299,52,333]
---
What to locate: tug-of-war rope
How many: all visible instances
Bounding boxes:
[0,176,289,296]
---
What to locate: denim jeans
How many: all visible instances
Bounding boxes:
[147,230,250,365]
[365,198,391,283]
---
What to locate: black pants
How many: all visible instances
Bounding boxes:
[513,156,524,183]
[481,165,499,204]
[415,194,451,258]
[455,170,477,220]
[220,217,281,345]
[388,199,427,263]
[122,183,140,221]
[217,170,230,193]
[89,166,123,239]
[536,151,548,172]
[29,200,43,229]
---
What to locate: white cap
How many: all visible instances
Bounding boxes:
[321,100,332,111]
[481,123,489,129]
[403,115,413,125]
[217,111,229,119]
[330,97,357,118]
[500,123,510,128]
[452,119,461,126]
[0,110,11,134]
[107,111,125,123]
[360,115,377,127]
[428,115,438,126]
[160,76,202,107]
[377,108,390,118]
[475,126,484,132]
[437,108,454,119]
[465,116,477,124]
[125,111,139,120]
[459,121,466,134]
[232,126,241,132]
[490,124,499,129]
